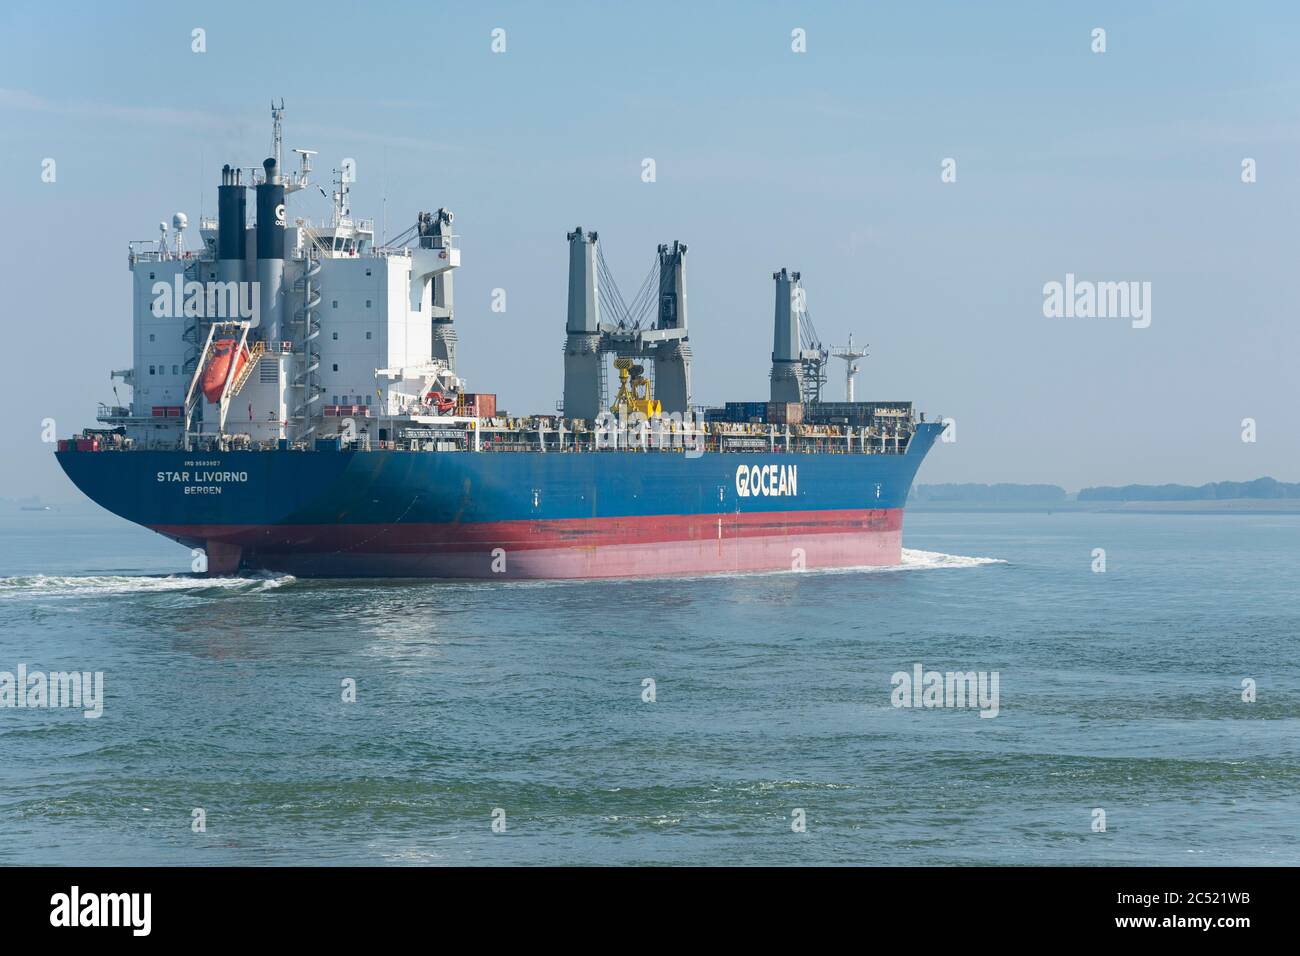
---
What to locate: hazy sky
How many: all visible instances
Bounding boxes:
[2,1,1297,499]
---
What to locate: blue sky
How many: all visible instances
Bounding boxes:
[2,1,1298,497]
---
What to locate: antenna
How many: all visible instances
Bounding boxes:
[331,166,351,225]
[291,148,317,193]
[270,98,285,170]
[831,333,869,402]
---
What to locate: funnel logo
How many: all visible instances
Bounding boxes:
[735,463,798,497]
[274,203,286,226]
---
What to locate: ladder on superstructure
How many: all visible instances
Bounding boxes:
[226,342,265,396]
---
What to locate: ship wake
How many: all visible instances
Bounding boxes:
[761,547,1007,578]
[610,548,1008,583]
[0,572,295,598]
[897,548,1007,570]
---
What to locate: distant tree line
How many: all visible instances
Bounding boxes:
[1078,477,1300,501]
[911,478,1300,503]
[911,483,1067,503]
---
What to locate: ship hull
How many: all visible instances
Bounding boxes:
[148,509,902,578]
[55,422,941,578]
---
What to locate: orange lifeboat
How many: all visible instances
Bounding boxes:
[426,389,457,414]
[201,339,249,404]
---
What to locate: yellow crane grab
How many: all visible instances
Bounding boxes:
[611,357,661,419]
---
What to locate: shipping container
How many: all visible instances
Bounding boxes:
[805,401,914,427]
[767,401,804,425]
[724,401,768,423]
[461,392,497,418]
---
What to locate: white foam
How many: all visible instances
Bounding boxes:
[898,548,1008,570]
[614,548,1008,583]
[0,572,295,598]
[0,551,1002,595]
[753,548,1006,578]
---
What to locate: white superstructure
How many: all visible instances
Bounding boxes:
[105,105,462,449]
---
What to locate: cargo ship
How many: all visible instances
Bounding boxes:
[55,106,944,578]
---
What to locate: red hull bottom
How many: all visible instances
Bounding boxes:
[240,529,902,578]
[152,508,905,579]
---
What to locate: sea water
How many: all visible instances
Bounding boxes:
[0,508,1296,865]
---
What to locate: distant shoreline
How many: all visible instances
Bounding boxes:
[909,499,1300,514]
[909,477,1300,513]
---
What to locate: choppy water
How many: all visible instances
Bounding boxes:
[0,508,1296,865]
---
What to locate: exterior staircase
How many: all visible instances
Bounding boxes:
[228,341,265,396]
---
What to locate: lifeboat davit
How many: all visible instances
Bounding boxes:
[426,390,457,414]
[201,339,249,404]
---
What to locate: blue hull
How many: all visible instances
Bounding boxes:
[55,422,943,578]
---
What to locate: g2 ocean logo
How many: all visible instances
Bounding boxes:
[735,463,798,497]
